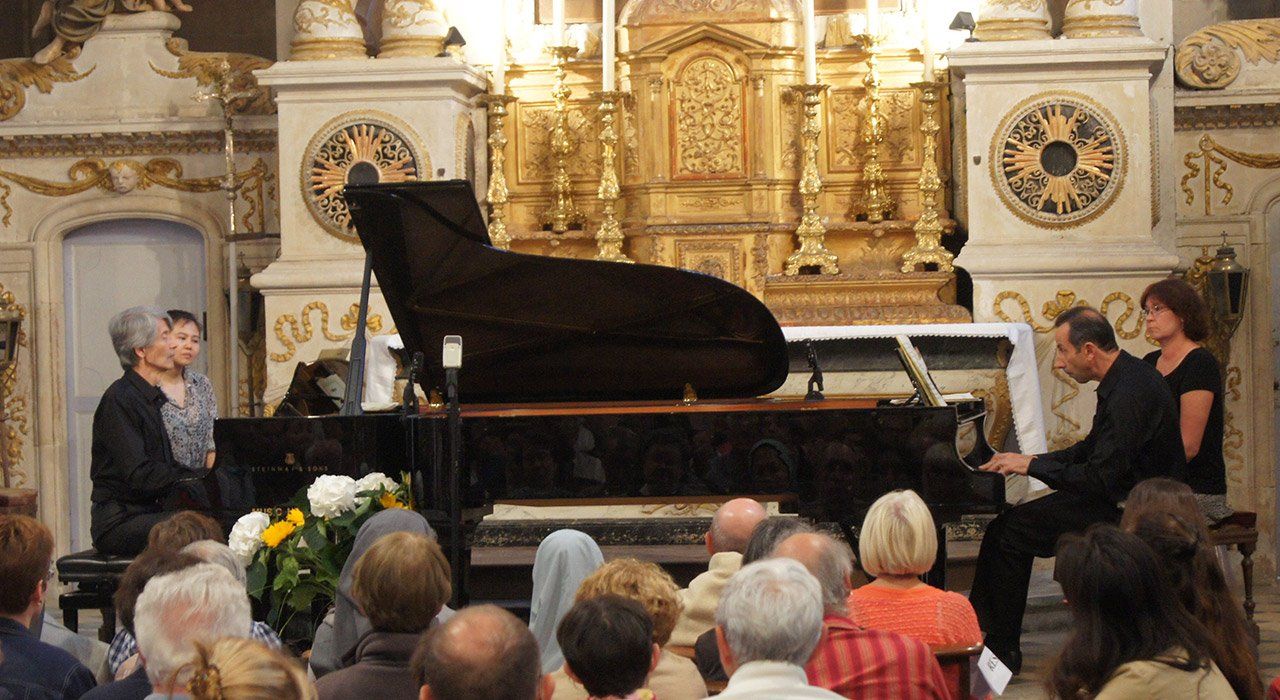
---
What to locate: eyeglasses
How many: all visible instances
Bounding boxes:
[1139,304,1169,320]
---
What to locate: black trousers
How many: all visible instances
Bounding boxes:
[93,510,172,557]
[968,490,1120,652]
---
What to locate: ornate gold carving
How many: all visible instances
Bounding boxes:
[763,271,968,325]
[1175,19,1280,90]
[543,45,585,233]
[1175,102,1280,131]
[780,89,801,172]
[518,103,599,182]
[829,88,915,173]
[303,113,426,242]
[1181,134,1280,215]
[784,84,838,276]
[594,90,633,262]
[1223,365,1243,467]
[270,301,386,363]
[0,129,278,158]
[675,239,743,286]
[149,39,274,115]
[861,36,894,223]
[480,94,517,250]
[623,0,789,24]
[0,284,28,488]
[672,55,745,179]
[972,372,1014,452]
[0,48,93,122]
[679,195,738,209]
[0,157,272,230]
[901,80,953,273]
[622,104,640,177]
[992,92,1124,228]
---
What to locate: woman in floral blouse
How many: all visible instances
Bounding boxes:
[158,309,217,470]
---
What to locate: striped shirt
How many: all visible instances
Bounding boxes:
[804,614,949,699]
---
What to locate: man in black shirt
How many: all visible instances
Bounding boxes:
[968,306,1185,673]
[90,306,191,556]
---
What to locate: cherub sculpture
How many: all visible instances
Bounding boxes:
[32,0,195,65]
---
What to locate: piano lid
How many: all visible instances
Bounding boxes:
[343,180,789,403]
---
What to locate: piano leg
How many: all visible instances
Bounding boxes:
[924,524,947,589]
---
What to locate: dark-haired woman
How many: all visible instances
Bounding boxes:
[157,309,217,471]
[1050,524,1236,699]
[1140,278,1231,523]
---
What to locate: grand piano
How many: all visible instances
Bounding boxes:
[214,180,1003,601]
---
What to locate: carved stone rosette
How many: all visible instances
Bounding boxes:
[291,0,367,61]
[860,36,894,224]
[1062,0,1142,39]
[902,80,953,273]
[378,0,448,58]
[479,94,518,250]
[593,91,634,263]
[1174,19,1280,90]
[543,45,585,234]
[784,84,838,276]
[974,0,1052,41]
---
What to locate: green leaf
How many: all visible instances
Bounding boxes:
[273,556,300,592]
[302,525,327,551]
[246,558,268,599]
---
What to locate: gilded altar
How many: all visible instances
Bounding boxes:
[495,0,966,325]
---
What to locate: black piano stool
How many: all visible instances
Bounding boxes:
[55,549,132,643]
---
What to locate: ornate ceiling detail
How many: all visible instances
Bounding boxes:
[302,112,427,242]
[990,92,1125,228]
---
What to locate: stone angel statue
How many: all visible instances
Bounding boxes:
[32,0,195,65]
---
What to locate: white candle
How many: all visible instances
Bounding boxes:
[602,0,616,90]
[866,0,879,37]
[494,0,507,92]
[920,0,934,81]
[802,0,817,83]
[552,0,566,46]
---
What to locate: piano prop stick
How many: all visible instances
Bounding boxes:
[339,250,374,416]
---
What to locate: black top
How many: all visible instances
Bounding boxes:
[80,665,149,700]
[1029,351,1186,505]
[341,180,789,403]
[1143,347,1226,494]
[89,370,182,544]
[0,617,97,700]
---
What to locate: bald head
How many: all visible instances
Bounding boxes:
[413,605,548,700]
[708,498,766,554]
[773,532,854,615]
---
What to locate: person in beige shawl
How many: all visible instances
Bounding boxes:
[668,498,765,647]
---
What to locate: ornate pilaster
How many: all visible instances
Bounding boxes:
[784,84,838,276]
[901,80,953,272]
[542,45,584,234]
[860,36,893,224]
[479,94,517,250]
[593,91,633,263]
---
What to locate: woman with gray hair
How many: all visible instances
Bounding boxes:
[90,305,199,556]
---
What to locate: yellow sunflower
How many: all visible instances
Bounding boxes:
[261,520,297,548]
[285,508,305,527]
[379,492,407,510]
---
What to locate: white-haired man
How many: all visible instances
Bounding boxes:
[712,558,841,699]
[135,563,252,698]
[669,497,766,645]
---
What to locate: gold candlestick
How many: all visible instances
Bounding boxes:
[479,93,518,250]
[859,34,893,223]
[543,44,584,234]
[592,90,633,263]
[901,80,954,272]
[785,84,839,276]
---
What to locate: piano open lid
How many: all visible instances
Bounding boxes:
[343,180,789,403]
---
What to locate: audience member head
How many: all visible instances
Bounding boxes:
[184,638,315,700]
[714,558,824,674]
[135,562,253,690]
[575,557,682,646]
[772,531,854,616]
[413,604,553,700]
[531,529,604,673]
[109,305,174,373]
[557,595,659,699]
[1125,508,1262,699]
[0,515,53,628]
[116,548,203,636]
[1140,278,1211,344]
[1120,477,1205,532]
[1052,306,1119,383]
[742,516,812,565]
[148,511,225,552]
[706,498,766,555]
[181,540,247,587]
[859,489,937,579]
[1048,524,1219,699]
[352,531,451,633]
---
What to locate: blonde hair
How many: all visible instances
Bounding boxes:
[184,638,315,700]
[575,557,683,646]
[351,531,451,633]
[858,490,937,577]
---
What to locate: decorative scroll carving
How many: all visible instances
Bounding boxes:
[675,239,743,286]
[1181,133,1280,215]
[1175,19,1280,90]
[0,157,272,230]
[622,103,640,176]
[270,301,387,363]
[0,49,93,122]
[672,55,744,178]
[0,284,28,488]
[992,93,1125,228]
[1223,365,1244,467]
[150,38,274,115]
[518,103,600,182]
[829,88,916,172]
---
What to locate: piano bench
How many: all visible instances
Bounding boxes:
[56,549,132,644]
[1209,511,1259,641]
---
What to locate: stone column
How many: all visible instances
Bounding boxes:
[974,0,1052,42]
[1062,0,1142,39]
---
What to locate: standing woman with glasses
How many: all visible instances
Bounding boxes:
[1139,279,1231,523]
[157,309,218,471]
